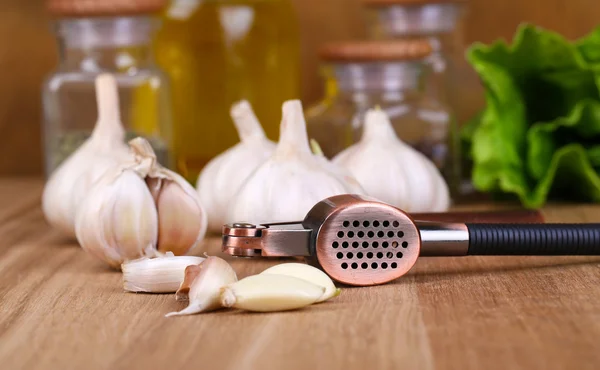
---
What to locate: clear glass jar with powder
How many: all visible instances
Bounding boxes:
[42,0,173,175]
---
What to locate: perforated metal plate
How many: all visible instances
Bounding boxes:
[313,199,420,286]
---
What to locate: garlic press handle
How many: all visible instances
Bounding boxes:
[222,221,312,257]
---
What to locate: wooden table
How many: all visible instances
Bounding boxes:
[1,178,599,370]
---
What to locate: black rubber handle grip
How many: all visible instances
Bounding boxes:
[466,223,600,255]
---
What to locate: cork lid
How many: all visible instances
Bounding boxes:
[47,0,166,17]
[363,0,466,6]
[319,39,432,62]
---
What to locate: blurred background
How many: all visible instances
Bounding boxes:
[1,0,598,183]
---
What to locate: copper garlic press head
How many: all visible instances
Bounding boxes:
[222,194,453,286]
[303,195,422,285]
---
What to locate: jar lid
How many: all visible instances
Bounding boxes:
[46,0,166,17]
[319,39,432,62]
[363,0,466,6]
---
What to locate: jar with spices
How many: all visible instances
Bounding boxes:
[43,0,173,176]
[154,0,301,182]
[305,39,460,195]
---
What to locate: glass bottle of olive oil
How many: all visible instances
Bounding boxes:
[154,0,301,182]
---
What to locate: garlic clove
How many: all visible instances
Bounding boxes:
[42,73,130,238]
[333,108,450,213]
[259,263,340,302]
[155,179,205,255]
[75,165,159,269]
[220,274,325,312]
[166,256,238,317]
[122,255,205,293]
[196,100,275,233]
[129,137,208,256]
[227,100,364,224]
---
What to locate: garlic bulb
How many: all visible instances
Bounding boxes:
[75,137,207,268]
[196,100,275,232]
[122,254,205,293]
[333,108,450,213]
[260,263,340,302]
[227,100,364,223]
[166,256,238,317]
[220,274,325,312]
[42,73,130,237]
[310,139,364,195]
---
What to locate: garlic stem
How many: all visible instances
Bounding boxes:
[274,100,312,159]
[310,139,324,156]
[220,274,325,312]
[91,74,126,145]
[128,137,158,174]
[122,255,205,293]
[231,100,267,142]
[362,108,397,143]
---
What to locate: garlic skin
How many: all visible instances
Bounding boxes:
[196,100,275,232]
[333,108,450,213]
[220,274,325,312]
[42,73,130,237]
[75,137,208,268]
[122,254,205,293]
[227,100,365,224]
[166,256,238,317]
[260,263,340,303]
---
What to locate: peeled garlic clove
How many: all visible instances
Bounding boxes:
[166,256,238,317]
[333,108,450,213]
[42,73,130,237]
[260,263,340,302]
[122,255,205,293]
[220,274,325,312]
[129,138,208,255]
[227,100,364,224]
[196,100,275,233]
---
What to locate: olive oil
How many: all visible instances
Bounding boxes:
[154,0,301,181]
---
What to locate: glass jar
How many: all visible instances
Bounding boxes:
[305,39,460,194]
[154,0,301,182]
[43,0,173,176]
[362,0,472,122]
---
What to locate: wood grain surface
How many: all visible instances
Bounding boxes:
[0,179,599,369]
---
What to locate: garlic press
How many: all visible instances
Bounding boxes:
[222,194,600,286]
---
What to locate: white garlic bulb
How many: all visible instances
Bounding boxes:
[42,74,130,237]
[333,108,450,212]
[75,137,207,269]
[227,100,365,223]
[196,100,275,232]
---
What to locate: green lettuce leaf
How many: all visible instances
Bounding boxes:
[463,23,600,208]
